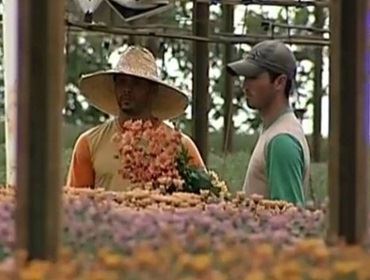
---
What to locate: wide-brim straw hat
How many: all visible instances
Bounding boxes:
[80,46,189,120]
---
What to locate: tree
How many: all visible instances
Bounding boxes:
[7,3,329,139]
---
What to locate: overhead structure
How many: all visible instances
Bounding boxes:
[68,0,173,24]
[67,20,330,46]
[194,0,329,7]
[12,0,370,264]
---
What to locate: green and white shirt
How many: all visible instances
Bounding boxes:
[243,109,310,205]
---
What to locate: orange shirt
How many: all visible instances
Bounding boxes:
[66,119,205,191]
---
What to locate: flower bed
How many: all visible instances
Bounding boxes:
[0,188,368,279]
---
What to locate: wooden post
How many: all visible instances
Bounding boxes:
[16,0,65,259]
[222,4,234,154]
[328,0,369,244]
[3,0,18,187]
[192,0,209,162]
[312,7,325,162]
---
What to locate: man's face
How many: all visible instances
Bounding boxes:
[114,75,152,115]
[242,72,278,110]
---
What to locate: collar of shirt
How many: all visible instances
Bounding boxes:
[262,107,293,131]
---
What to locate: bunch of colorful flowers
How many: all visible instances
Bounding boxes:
[112,120,228,196]
[0,188,368,279]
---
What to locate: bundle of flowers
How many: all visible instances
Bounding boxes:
[112,120,228,196]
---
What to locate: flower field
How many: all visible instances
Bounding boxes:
[0,187,369,279]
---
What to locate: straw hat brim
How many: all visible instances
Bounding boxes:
[79,70,189,120]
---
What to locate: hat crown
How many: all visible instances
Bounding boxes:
[80,45,188,119]
[114,46,159,78]
[247,40,296,78]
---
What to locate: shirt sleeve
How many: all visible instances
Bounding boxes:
[265,134,305,205]
[66,134,95,188]
[181,134,206,168]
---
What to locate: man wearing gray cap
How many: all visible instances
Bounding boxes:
[227,40,310,205]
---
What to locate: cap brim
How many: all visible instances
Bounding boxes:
[226,59,265,78]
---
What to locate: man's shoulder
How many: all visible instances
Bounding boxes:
[78,119,117,142]
[268,134,302,153]
[263,113,306,146]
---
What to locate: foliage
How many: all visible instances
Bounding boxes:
[0,4,330,135]
[64,34,111,125]
[177,146,226,196]
[61,4,330,134]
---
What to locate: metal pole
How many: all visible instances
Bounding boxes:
[66,21,331,46]
[192,0,209,163]
[312,7,325,162]
[16,0,65,259]
[223,4,234,153]
[328,0,369,244]
[3,0,17,187]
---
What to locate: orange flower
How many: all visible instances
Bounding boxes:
[115,120,183,191]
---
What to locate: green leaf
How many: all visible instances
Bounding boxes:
[294,7,310,25]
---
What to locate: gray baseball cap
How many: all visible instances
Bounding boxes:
[227,40,297,79]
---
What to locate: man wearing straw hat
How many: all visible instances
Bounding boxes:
[227,40,310,205]
[66,46,204,190]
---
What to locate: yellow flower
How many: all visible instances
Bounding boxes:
[333,260,361,275]
[87,270,119,280]
[255,243,274,260]
[271,261,301,280]
[20,261,50,280]
[357,265,370,280]
[308,268,332,280]
[189,254,212,273]
[341,245,365,259]
[218,250,237,266]
[244,269,266,280]
[101,253,122,269]
[295,239,325,254]
[175,253,192,271]
[135,247,161,268]
[311,246,330,262]
[56,262,78,279]
[58,247,73,263]
[97,248,111,259]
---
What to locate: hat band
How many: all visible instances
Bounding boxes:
[247,58,294,79]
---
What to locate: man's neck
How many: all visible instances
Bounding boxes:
[118,112,156,123]
[260,99,290,129]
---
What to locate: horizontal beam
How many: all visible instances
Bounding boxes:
[66,20,330,46]
[107,0,329,6]
[261,20,330,34]
[192,0,329,7]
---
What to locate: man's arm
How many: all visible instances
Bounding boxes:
[266,134,305,205]
[66,135,95,187]
[181,134,206,168]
